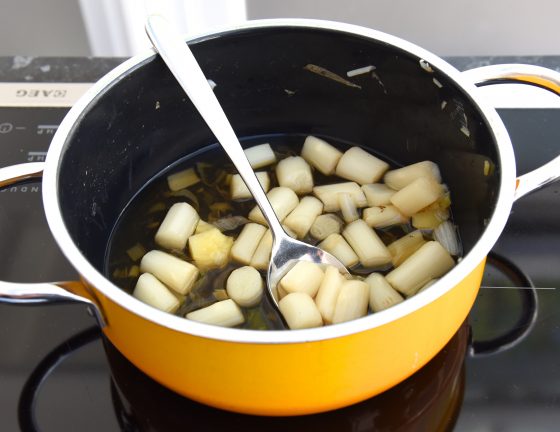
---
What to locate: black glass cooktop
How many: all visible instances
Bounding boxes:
[0,58,559,431]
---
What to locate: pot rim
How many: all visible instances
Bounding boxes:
[43,18,516,344]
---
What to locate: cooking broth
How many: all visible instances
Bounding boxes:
[105,134,460,330]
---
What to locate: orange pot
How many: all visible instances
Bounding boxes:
[1,20,559,416]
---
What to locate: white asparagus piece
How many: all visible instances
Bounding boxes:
[361,183,395,206]
[314,266,345,323]
[226,266,264,307]
[248,187,299,225]
[133,273,180,313]
[276,156,314,194]
[230,172,270,200]
[386,241,455,296]
[283,196,324,238]
[417,278,438,294]
[363,205,409,228]
[387,230,426,266]
[335,147,389,185]
[313,182,367,212]
[188,228,234,270]
[154,202,199,250]
[300,135,343,175]
[319,234,360,268]
[250,229,273,270]
[279,261,324,298]
[342,220,392,267]
[332,280,370,324]
[309,214,344,240]
[167,167,200,191]
[186,299,245,327]
[140,250,199,295]
[230,223,267,265]
[244,143,276,169]
[279,293,323,329]
[338,192,359,223]
[365,273,404,312]
[384,161,442,190]
[390,177,443,216]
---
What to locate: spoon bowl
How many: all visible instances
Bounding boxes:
[145,15,349,310]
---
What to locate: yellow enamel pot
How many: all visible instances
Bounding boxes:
[1,20,559,416]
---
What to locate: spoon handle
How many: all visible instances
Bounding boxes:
[145,14,286,238]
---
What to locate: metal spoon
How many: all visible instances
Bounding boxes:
[145,15,348,307]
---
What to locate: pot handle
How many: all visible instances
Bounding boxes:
[468,253,538,357]
[462,64,560,201]
[0,163,106,327]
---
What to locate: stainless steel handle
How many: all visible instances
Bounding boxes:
[145,14,288,243]
[0,162,44,188]
[468,253,538,357]
[463,64,560,201]
[0,163,105,327]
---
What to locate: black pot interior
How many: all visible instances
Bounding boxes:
[58,25,500,272]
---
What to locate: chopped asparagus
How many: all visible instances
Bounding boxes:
[332,280,369,324]
[384,161,441,190]
[313,182,367,212]
[309,214,344,240]
[342,220,392,268]
[231,223,267,265]
[244,143,276,169]
[140,250,199,295]
[339,192,360,223]
[386,241,455,296]
[154,202,199,250]
[230,172,270,200]
[387,230,426,266]
[248,187,299,225]
[167,167,200,191]
[300,135,343,175]
[250,229,273,270]
[363,205,409,228]
[276,156,314,194]
[335,147,389,185]
[283,196,324,238]
[133,273,180,313]
[365,273,403,312]
[279,293,323,329]
[226,266,264,307]
[315,266,345,323]
[319,234,360,268]
[279,261,324,298]
[361,183,395,206]
[390,177,443,216]
[186,299,245,327]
